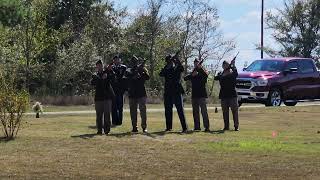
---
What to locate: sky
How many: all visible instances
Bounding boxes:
[112,0,284,69]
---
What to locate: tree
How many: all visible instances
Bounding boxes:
[0,66,29,140]
[123,0,165,89]
[146,0,164,86]
[266,0,320,58]
[86,1,126,62]
[54,36,98,95]
[170,0,234,94]
[172,0,234,73]
[0,0,24,27]
[47,0,96,37]
[0,0,234,101]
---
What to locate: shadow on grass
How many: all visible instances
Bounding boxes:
[88,126,96,129]
[71,130,224,139]
[141,130,195,139]
[103,130,194,139]
[0,136,13,143]
[88,125,117,129]
[209,130,225,134]
[107,132,133,138]
[71,133,98,139]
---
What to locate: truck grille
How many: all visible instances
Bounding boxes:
[236,79,252,89]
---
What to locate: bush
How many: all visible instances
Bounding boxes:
[0,67,29,140]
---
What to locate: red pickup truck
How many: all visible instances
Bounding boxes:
[236,58,320,106]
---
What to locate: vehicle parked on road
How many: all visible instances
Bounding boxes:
[236,58,320,107]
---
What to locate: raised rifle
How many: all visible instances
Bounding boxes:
[233,51,240,61]
[104,61,114,72]
[171,49,182,64]
[99,61,114,80]
[192,58,206,73]
[228,51,240,70]
[130,55,146,70]
[138,57,147,70]
[129,55,147,78]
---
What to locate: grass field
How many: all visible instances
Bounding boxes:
[1,106,320,179]
[26,104,214,112]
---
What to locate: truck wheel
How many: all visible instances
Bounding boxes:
[265,89,282,107]
[284,101,298,106]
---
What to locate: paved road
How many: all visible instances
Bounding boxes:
[25,102,320,116]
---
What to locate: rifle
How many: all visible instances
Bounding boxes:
[104,61,114,71]
[233,51,240,61]
[129,55,147,78]
[138,57,147,69]
[131,55,147,70]
[192,58,206,73]
[208,51,239,96]
[171,49,182,64]
[99,61,114,80]
[228,51,240,69]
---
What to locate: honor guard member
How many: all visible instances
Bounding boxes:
[125,56,150,133]
[184,58,210,132]
[214,58,239,131]
[91,60,115,135]
[111,55,127,126]
[159,54,188,133]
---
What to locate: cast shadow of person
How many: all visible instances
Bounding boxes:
[71,133,98,139]
[71,129,222,139]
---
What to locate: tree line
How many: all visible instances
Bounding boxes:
[0,0,319,99]
[0,0,234,98]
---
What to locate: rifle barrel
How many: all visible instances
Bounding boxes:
[233,51,240,60]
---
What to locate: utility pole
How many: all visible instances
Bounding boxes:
[261,0,264,59]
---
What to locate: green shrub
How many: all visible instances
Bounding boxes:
[0,67,29,140]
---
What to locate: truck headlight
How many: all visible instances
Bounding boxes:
[254,79,268,86]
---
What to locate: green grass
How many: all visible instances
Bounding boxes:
[1,106,320,179]
[200,139,320,154]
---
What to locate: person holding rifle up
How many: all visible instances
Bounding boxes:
[125,56,150,133]
[184,58,210,132]
[214,53,239,131]
[90,60,115,135]
[159,54,188,133]
[111,55,127,126]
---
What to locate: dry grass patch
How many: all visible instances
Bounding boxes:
[1,106,319,179]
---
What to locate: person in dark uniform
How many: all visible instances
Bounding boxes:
[91,60,115,135]
[125,56,150,133]
[184,58,210,132]
[214,58,239,131]
[111,55,127,126]
[159,54,188,133]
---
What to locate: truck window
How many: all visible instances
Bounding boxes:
[245,60,285,72]
[298,60,315,73]
[284,61,298,71]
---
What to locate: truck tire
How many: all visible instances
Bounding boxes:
[265,89,282,107]
[284,101,298,106]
